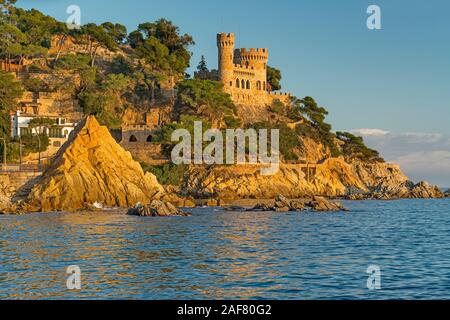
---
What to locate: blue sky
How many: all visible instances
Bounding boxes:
[17,0,450,185]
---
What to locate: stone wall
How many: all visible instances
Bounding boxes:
[0,171,42,201]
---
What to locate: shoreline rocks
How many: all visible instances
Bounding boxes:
[251,195,347,212]
[128,201,191,217]
[306,196,348,212]
[346,181,445,200]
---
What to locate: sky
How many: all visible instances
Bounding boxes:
[17,0,450,186]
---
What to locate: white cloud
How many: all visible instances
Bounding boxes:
[350,128,390,136]
[346,129,450,187]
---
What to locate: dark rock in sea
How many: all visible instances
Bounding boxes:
[252,195,346,212]
[345,193,368,200]
[223,205,247,212]
[306,196,348,212]
[128,200,191,217]
[251,195,306,212]
[405,181,445,199]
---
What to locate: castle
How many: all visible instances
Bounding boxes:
[217,33,291,107]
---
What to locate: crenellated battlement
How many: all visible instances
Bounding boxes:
[233,64,255,71]
[236,48,269,56]
[217,33,235,47]
[268,92,290,96]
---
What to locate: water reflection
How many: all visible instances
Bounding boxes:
[1,199,450,299]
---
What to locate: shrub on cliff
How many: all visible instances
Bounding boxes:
[336,131,384,163]
[248,121,302,162]
[289,96,341,158]
[267,66,282,91]
[142,163,187,187]
[154,115,212,158]
[175,79,239,127]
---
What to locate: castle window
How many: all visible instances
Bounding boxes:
[263,81,266,91]
[241,79,245,89]
[146,135,153,143]
[246,80,250,89]
[236,79,240,88]
[230,81,233,87]
[256,81,261,90]
[129,135,138,142]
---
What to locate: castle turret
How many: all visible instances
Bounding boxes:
[217,33,235,92]
[234,48,268,71]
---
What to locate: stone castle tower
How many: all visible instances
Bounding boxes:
[217,33,290,107]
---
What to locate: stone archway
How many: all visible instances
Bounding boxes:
[129,135,138,142]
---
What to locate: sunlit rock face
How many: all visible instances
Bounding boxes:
[23,116,166,212]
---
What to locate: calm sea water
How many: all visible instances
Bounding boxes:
[0,199,449,300]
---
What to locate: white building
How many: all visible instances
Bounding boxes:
[10,111,78,141]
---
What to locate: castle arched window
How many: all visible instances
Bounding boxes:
[263,81,266,91]
[236,79,240,88]
[246,80,250,89]
[256,81,261,90]
[241,79,245,89]
[146,135,153,143]
[230,81,233,87]
[129,135,138,142]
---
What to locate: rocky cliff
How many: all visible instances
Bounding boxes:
[21,116,167,212]
[182,158,443,200]
[0,175,11,210]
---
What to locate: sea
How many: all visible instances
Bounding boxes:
[0,199,449,300]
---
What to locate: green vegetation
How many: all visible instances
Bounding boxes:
[28,117,56,133]
[194,55,217,81]
[129,19,194,75]
[154,115,211,158]
[249,121,302,162]
[141,162,187,186]
[175,79,238,127]
[0,70,23,136]
[267,66,282,91]
[336,131,384,163]
[268,99,285,114]
[1,133,50,162]
[0,2,385,168]
[288,96,341,157]
[80,73,132,128]
[79,23,118,67]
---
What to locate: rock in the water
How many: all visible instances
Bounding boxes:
[445,189,450,198]
[252,195,305,212]
[406,181,445,199]
[128,201,190,217]
[23,116,166,212]
[347,180,445,200]
[306,196,348,212]
[346,193,367,200]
